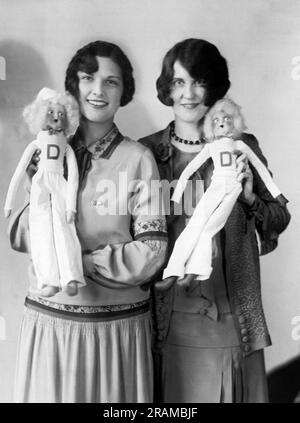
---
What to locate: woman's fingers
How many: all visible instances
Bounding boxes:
[26,149,41,179]
[177,273,196,287]
[155,276,177,290]
[32,149,41,165]
[235,151,252,182]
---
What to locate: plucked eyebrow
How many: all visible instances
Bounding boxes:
[77,71,121,80]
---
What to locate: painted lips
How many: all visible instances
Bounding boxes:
[181,103,200,109]
[87,99,108,108]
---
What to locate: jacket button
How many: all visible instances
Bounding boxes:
[161,296,168,304]
[238,316,245,324]
[241,328,248,335]
[243,344,251,352]
[157,322,166,330]
[158,305,168,313]
[242,336,249,343]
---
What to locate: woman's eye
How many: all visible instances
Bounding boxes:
[213,118,219,123]
[81,74,93,81]
[172,79,184,87]
[106,79,118,86]
[195,80,206,87]
[224,116,232,121]
[48,110,53,115]
[58,112,64,117]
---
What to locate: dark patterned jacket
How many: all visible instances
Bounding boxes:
[139,123,291,356]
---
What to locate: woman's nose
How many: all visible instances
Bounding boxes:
[183,82,195,99]
[91,79,104,96]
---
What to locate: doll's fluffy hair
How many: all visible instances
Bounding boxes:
[23,91,80,136]
[203,97,247,141]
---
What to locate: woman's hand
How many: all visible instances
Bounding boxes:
[177,273,196,288]
[235,151,255,206]
[66,210,76,223]
[26,149,41,182]
[155,274,197,290]
[155,276,177,290]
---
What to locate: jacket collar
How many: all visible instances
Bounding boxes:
[154,122,173,163]
[70,123,124,160]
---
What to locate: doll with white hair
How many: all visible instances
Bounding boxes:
[4,88,85,297]
[159,97,287,288]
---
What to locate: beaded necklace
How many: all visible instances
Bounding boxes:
[170,122,206,145]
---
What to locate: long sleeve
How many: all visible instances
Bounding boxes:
[172,144,210,203]
[235,140,282,198]
[238,134,291,255]
[8,194,30,254]
[82,148,168,288]
[65,144,79,212]
[4,141,37,212]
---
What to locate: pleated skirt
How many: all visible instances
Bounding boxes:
[14,300,153,403]
[161,343,269,403]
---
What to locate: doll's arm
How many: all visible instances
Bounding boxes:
[4,142,37,216]
[172,145,210,203]
[235,140,281,198]
[65,144,79,213]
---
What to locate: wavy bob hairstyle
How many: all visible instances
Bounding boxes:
[156,38,230,108]
[65,40,135,107]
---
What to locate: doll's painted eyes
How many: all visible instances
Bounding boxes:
[47,109,65,117]
[213,115,233,123]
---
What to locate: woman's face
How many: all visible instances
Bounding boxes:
[169,61,208,125]
[77,56,123,125]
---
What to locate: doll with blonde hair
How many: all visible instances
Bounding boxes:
[4,88,85,297]
[160,97,287,288]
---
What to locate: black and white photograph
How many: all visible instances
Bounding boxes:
[0,0,299,406]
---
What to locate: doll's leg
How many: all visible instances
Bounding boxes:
[163,180,226,279]
[50,174,85,292]
[29,177,60,293]
[184,183,243,280]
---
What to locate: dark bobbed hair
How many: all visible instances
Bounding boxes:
[156,38,230,107]
[65,40,135,106]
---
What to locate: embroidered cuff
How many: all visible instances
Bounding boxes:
[133,218,168,242]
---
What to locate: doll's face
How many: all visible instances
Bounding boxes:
[212,110,234,138]
[43,102,67,132]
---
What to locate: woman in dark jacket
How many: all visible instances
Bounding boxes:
[139,38,291,403]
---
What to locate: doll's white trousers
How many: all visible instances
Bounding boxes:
[163,175,242,281]
[29,170,85,289]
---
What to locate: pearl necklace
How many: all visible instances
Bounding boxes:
[170,122,205,145]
